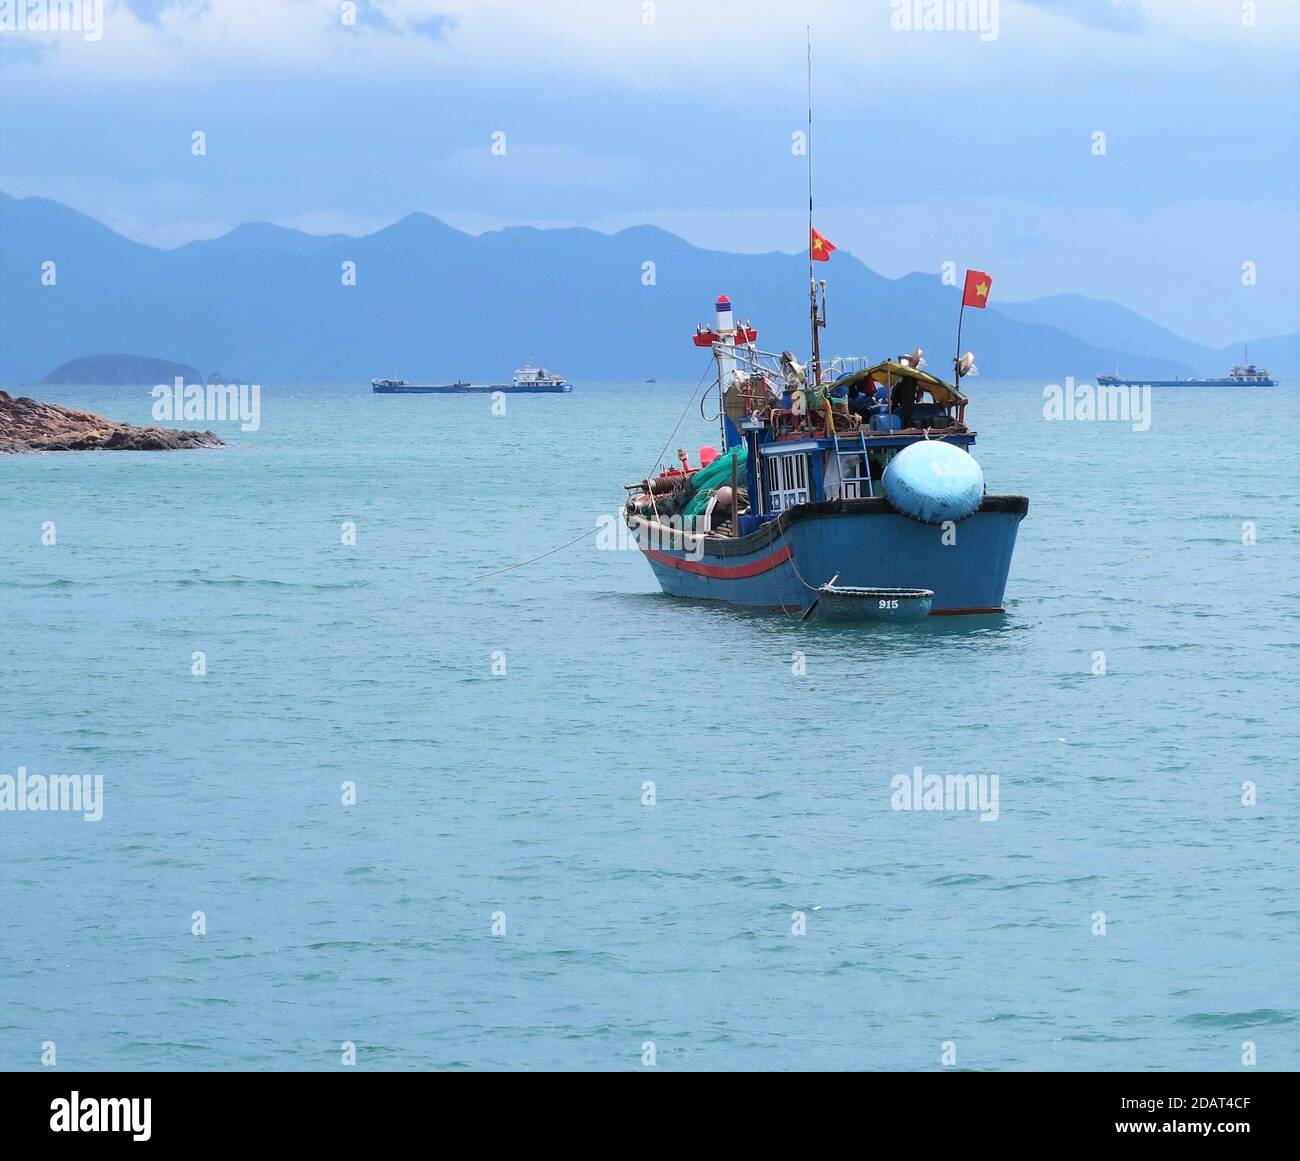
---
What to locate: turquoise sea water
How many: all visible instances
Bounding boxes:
[1,380,1296,1072]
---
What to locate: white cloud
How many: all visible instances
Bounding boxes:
[6,0,1294,87]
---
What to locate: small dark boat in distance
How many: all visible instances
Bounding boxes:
[371,365,572,394]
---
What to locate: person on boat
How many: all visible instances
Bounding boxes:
[891,377,919,429]
[847,375,880,420]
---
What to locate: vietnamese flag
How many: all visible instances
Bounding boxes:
[810,227,837,261]
[962,269,992,308]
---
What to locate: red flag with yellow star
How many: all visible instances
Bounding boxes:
[962,269,992,308]
[810,227,836,261]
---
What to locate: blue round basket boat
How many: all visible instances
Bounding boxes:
[802,583,934,622]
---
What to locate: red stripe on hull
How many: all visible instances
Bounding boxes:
[642,543,793,579]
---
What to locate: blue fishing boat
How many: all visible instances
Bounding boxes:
[620,40,1025,619]
[622,295,1028,617]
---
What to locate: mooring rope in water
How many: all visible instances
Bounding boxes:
[646,358,717,481]
[471,362,717,583]
[470,524,603,582]
[785,548,824,594]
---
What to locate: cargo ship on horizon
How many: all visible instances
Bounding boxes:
[372,365,572,393]
[1098,350,1276,388]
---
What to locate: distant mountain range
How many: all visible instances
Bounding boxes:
[994,294,1296,381]
[1,191,1294,385]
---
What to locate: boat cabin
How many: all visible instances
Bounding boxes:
[624,350,978,539]
[723,358,974,535]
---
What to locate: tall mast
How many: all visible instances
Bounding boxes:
[806,27,821,386]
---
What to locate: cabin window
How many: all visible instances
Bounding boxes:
[825,452,867,499]
[765,453,811,511]
[873,449,897,478]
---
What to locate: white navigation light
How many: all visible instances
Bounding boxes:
[714,295,734,334]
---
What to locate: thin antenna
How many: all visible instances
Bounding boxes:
[806,26,821,386]
[807,27,814,245]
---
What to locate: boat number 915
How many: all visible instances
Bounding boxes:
[879,599,900,609]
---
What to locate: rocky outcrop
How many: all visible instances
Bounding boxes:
[0,390,225,453]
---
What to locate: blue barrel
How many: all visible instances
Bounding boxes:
[882,440,984,524]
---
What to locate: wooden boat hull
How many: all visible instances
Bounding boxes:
[629,495,1027,615]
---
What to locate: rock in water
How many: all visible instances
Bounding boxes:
[0,390,226,454]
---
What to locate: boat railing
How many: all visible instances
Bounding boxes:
[824,355,873,380]
[712,341,789,394]
[715,344,886,395]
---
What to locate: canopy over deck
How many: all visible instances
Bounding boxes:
[832,360,968,408]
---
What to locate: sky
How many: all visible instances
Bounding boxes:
[1,0,1297,344]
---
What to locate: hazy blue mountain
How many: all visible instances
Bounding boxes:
[996,294,1209,368]
[5,190,1286,387]
[40,353,201,386]
[997,293,1299,378]
[1215,333,1300,379]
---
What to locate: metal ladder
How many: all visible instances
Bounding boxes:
[830,426,874,499]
